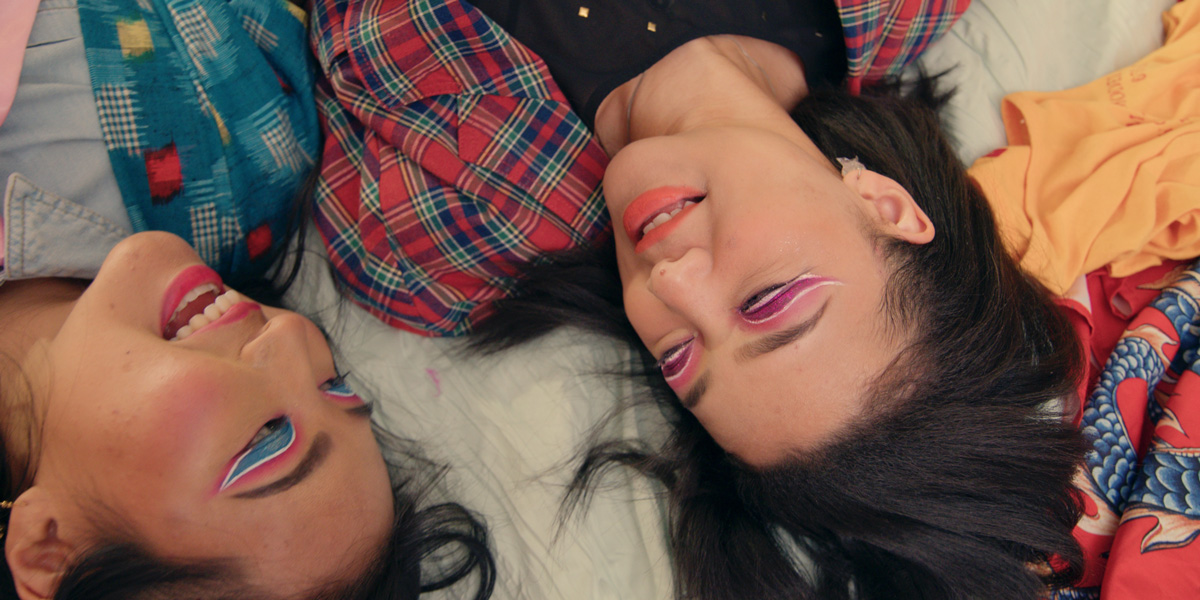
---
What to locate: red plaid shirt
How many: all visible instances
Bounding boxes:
[311,0,968,336]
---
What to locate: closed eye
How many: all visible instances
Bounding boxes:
[740,282,788,317]
[739,278,803,323]
[656,337,696,380]
[738,275,839,325]
[246,416,288,449]
[221,416,296,492]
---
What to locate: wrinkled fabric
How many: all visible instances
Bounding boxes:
[1053,258,1200,599]
[75,0,319,280]
[970,1,1200,296]
[310,0,967,336]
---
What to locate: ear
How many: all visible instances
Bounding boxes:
[5,487,80,600]
[844,168,935,245]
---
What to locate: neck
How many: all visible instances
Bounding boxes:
[0,279,83,492]
[593,35,809,155]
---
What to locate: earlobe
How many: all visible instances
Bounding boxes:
[844,168,935,245]
[5,488,79,600]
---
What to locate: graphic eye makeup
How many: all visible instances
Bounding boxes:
[738,275,839,325]
[656,337,696,382]
[220,416,296,492]
[320,373,366,407]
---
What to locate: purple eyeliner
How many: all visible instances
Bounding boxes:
[658,337,696,382]
[740,275,840,325]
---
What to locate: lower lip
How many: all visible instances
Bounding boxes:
[160,265,224,335]
[622,186,705,247]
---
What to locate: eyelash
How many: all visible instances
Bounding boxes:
[222,415,296,491]
[246,416,289,449]
[738,278,803,323]
[320,372,351,393]
[656,337,695,379]
[740,283,785,314]
[320,372,372,416]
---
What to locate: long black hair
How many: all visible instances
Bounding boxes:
[36,430,496,600]
[472,77,1087,600]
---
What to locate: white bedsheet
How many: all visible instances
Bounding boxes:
[285,1,1174,597]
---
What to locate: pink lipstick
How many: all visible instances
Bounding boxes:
[622,186,705,251]
[160,265,224,337]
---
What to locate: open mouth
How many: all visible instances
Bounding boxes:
[622,185,708,249]
[635,198,702,241]
[163,283,250,341]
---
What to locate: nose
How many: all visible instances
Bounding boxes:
[240,310,331,383]
[647,247,715,322]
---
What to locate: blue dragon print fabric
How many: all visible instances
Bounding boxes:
[1058,259,1200,598]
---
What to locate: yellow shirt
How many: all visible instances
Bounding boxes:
[968,0,1200,295]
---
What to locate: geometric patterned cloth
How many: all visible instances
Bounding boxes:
[837,0,969,92]
[77,0,318,281]
[309,0,968,337]
[1056,259,1200,599]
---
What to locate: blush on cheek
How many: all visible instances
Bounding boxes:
[57,381,226,508]
[115,375,214,446]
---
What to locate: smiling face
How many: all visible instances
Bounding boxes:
[604,124,934,466]
[2,232,394,598]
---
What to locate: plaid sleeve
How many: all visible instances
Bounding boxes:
[311,0,609,337]
[837,0,970,92]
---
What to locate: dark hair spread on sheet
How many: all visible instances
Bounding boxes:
[472,78,1087,600]
[1,337,495,600]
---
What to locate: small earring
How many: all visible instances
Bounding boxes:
[837,156,865,176]
[0,500,11,541]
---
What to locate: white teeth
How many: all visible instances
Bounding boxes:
[171,283,221,322]
[188,312,210,331]
[170,289,247,341]
[203,303,222,320]
[642,212,673,235]
[640,200,701,237]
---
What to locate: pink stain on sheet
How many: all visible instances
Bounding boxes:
[425,368,442,397]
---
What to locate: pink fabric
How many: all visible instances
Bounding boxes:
[0,0,39,130]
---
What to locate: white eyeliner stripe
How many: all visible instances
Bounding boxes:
[220,421,297,491]
[742,279,842,325]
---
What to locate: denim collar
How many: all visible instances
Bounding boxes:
[2,172,130,284]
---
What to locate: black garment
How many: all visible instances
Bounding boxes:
[471,0,847,128]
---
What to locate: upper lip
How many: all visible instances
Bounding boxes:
[621,186,706,246]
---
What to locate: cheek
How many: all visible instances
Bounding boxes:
[53,362,233,490]
[622,284,664,349]
[136,374,226,454]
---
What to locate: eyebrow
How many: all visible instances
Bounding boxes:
[735,302,829,363]
[679,302,830,410]
[346,402,373,419]
[681,372,710,410]
[234,432,331,500]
